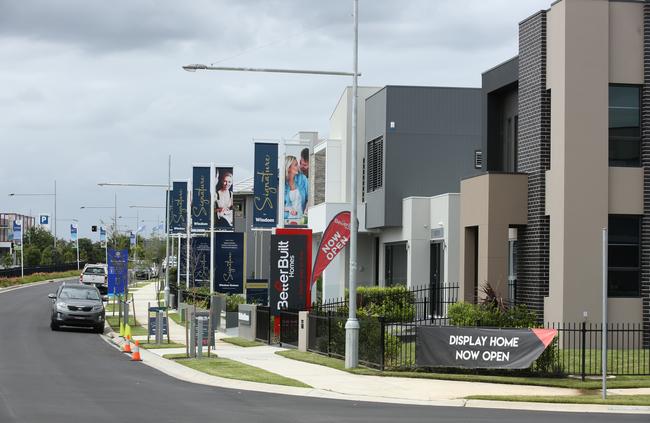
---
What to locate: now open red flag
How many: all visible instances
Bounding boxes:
[311,211,351,284]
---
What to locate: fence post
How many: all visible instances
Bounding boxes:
[327,311,332,357]
[267,313,271,345]
[581,321,586,382]
[379,316,385,371]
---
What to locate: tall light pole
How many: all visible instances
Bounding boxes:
[98,156,172,306]
[182,0,361,367]
[8,180,57,248]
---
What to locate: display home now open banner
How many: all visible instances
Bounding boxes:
[416,326,557,369]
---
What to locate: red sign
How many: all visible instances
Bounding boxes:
[311,211,351,284]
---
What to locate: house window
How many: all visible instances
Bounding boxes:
[609,85,640,167]
[608,215,640,297]
[367,136,383,193]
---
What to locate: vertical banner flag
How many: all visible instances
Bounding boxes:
[171,181,188,234]
[107,249,128,296]
[283,144,310,227]
[270,228,312,315]
[191,166,211,232]
[38,214,51,231]
[214,232,245,293]
[70,223,78,242]
[214,167,234,231]
[12,220,22,246]
[99,226,107,245]
[311,211,351,284]
[253,142,278,228]
[129,232,136,246]
[191,236,211,287]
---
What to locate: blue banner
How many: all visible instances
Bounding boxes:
[70,224,78,242]
[12,220,22,245]
[180,236,187,283]
[191,236,210,288]
[129,232,136,246]
[171,181,188,234]
[107,249,128,296]
[191,166,211,232]
[214,232,245,294]
[253,143,278,228]
[99,226,106,243]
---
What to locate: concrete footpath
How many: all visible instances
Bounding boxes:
[105,280,650,415]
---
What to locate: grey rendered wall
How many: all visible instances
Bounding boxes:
[364,88,387,229]
[235,194,270,281]
[382,86,481,228]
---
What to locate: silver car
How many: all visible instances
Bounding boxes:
[49,284,106,333]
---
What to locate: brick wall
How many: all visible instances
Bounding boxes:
[517,11,551,321]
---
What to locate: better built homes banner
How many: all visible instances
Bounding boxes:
[191,166,211,232]
[269,228,312,315]
[253,142,278,228]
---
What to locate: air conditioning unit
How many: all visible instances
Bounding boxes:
[474,150,483,169]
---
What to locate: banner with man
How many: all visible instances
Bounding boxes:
[12,220,22,247]
[214,232,245,294]
[282,144,309,227]
[253,142,278,229]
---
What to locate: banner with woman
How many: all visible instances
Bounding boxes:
[283,145,309,227]
[214,166,234,231]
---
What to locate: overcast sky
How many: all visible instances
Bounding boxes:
[0,0,550,241]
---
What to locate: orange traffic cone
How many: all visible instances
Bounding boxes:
[131,340,142,362]
[122,339,132,353]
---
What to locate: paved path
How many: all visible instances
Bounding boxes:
[120,281,650,413]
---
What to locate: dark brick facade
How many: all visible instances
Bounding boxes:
[642,2,650,346]
[517,11,551,321]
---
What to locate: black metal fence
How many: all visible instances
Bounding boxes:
[256,306,271,344]
[279,309,299,347]
[0,262,86,278]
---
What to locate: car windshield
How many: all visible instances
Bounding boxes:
[84,267,105,275]
[60,288,100,301]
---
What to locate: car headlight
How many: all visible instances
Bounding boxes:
[56,302,67,311]
[92,304,103,311]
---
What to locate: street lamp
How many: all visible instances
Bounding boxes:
[8,180,57,248]
[181,0,361,368]
[98,155,172,307]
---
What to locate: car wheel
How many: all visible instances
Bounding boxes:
[50,321,59,331]
[95,324,104,334]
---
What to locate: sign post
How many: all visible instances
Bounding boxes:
[13,220,23,278]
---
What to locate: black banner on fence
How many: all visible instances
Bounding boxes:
[269,232,309,316]
[416,326,557,369]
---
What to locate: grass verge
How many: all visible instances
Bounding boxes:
[466,394,650,407]
[163,354,311,388]
[222,337,264,348]
[276,350,650,390]
[106,316,148,336]
[138,340,185,349]
[0,270,79,288]
[168,312,183,326]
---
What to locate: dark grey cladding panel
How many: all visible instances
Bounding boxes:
[641,2,650,346]
[364,86,481,228]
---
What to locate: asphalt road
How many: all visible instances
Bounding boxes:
[0,280,646,423]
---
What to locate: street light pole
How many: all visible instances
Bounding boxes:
[54,180,57,249]
[345,0,360,369]
[164,155,171,306]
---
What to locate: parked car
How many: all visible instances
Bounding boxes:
[134,266,151,280]
[49,283,106,333]
[80,264,108,294]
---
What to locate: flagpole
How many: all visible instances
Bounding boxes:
[75,224,79,270]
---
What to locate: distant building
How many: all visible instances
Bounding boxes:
[0,212,36,257]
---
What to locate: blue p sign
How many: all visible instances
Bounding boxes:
[39,215,49,225]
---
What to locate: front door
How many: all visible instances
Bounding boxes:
[430,242,443,317]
